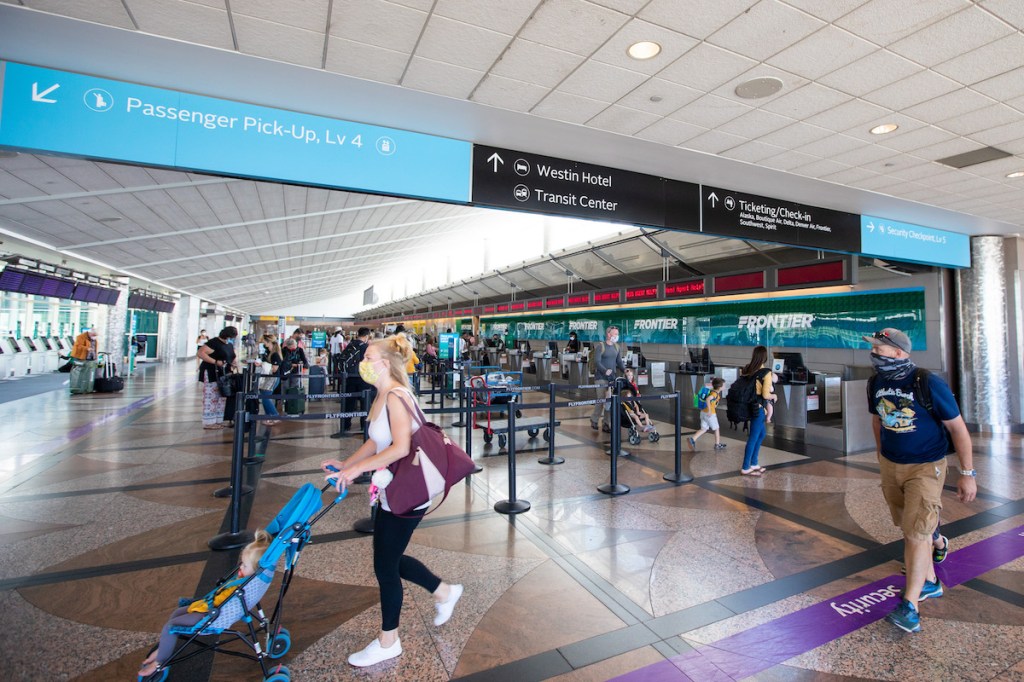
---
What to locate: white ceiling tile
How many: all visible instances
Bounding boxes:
[557,60,647,103]
[835,0,968,46]
[532,91,608,124]
[717,108,795,139]
[416,16,512,71]
[616,79,702,116]
[657,42,758,93]
[885,161,955,182]
[126,0,234,49]
[817,49,920,97]
[23,0,135,28]
[903,88,997,123]
[793,133,866,159]
[519,0,629,56]
[933,32,1024,87]
[786,157,851,178]
[968,119,1024,149]
[587,105,660,136]
[681,130,748,154]
[777,0,866,22]
[875,125,958,153]
[888,6,1014,68]
[828,142,902,169]
[640,0,758,40]
[759,150,822,171]
[849,174,898,191]
[971,67,1024,103]
[589,0,647,12]
[591,19,699,76]
[706,0,825,62]
[329,0,427,53]
[233,14,325,68]
[720,140,787,163]
[767,25,876,80]
[230,0,329,32]
[471,74,549,112]
[668,94,752,128]
[861,70,961,110]
[937,103,1019,136]
[805,99,889,132]
[759,83,851,120]
[388,0,434,10]
[325,38,407,84]
[402,57,484,98]
[819,166,884,186]
[490,39,583,89]
[435,0,540,34]
[633,117,707,146]
[757,122,832,149]
[980,0,1024,26]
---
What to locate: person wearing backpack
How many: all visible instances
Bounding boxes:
[863,328,976,634]
[729,346,773,476]
[338,327,372,433]
[689,377,726,451]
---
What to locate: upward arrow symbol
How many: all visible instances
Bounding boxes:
[487,153,504,173]
[707,192,719,208]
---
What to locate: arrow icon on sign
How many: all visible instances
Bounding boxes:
[707,192,719,208]
[487,152,504,173]
[31,82,60,103]
[866,221,875,233]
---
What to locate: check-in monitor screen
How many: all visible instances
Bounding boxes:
[6,338,21,353]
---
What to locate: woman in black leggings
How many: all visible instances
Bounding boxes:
[322,333,462,668]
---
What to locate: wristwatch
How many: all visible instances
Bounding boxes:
[959,469,977,477]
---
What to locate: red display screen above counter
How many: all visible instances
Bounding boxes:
[625,285,659,302]
[664,279,705,298]
[510,302,525,311]
[527,300,544,310]
[567,293,591,307]
[593,289,621,304]
[545,296,564,308]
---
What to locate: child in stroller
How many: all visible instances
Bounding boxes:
[139,530,272,679]
[615,375,661,444]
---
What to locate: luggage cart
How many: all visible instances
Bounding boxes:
[470,371,558,450]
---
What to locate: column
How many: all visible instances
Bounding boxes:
[160,296,184,364]
[105,278,130,368]
[954,236,1020,431]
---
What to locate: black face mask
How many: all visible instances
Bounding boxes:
[871,352,915,380]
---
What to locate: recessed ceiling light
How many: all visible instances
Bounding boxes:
[870,123,899,135]
[734,76,784,100]
[627,41,661,60]
[1007,170,1024,178]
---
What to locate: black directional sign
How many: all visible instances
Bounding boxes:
[701,185,862,253]
[471,145,699,230]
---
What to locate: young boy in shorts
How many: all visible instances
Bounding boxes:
[689,378,726,451]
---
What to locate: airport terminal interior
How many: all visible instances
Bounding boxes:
[1,2,1024,681]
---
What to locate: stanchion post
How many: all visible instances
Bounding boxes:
[539,382,563,465]
[599,393,630,495]
[452,373,467,427]
[209,403,255,550]
[664,391,692,484]
[214,390,255,498]
[494,402,530,514]
[362,388,372,440]
[353,500,376,534]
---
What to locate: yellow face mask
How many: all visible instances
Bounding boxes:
[359,359,383,385]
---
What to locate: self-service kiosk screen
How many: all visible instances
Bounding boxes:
[5,338,20,353]
[22,337,37,351]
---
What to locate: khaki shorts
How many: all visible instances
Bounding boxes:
[877,454,945,541]
[700,412,720,431]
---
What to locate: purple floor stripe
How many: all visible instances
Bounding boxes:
[612,524,1024,682]
[31,378,192,458]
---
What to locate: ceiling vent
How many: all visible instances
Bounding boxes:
[935,146,1011,169]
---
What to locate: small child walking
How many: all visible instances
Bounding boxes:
[689,378,726,451]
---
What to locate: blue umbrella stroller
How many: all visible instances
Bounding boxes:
[139,482,347,682]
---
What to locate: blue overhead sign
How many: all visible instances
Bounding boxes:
[0,61,471,203]
[860,215,970,268]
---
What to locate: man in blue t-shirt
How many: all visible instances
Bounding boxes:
[864,328,976,634]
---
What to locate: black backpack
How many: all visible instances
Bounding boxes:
[867,368,955,452]
[726,368,769,424]
[336,339,366,375]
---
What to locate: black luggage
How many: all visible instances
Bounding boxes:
[94,358,124,393]
[308,365,326,397]
[285,383,306,415]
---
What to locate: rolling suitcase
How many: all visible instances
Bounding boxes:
[308,365,326,397]
[94,358,124,393]
[284,377,306,415]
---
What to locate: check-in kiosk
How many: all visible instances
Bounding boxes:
[53,336,69,355]
[35,337,60,372]
[4,337,30,376]
[20,337,44,374]
[0,343,11,378]
[506,341,523,372]
[485,341,501,367]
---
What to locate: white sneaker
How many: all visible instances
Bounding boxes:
[434,584,463,626]
[347,637,402,667]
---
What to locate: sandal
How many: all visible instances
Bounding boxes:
[756,466,767,473]
[740,468,763,476]
[203,424,224,430]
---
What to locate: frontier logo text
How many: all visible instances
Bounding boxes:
[633,319,679,331]
[738,314,814,333]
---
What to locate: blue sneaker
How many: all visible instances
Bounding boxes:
[687,436,696,451]
[886,600,921,633]
[919,578,944,601]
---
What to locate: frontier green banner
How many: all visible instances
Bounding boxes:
[479,288,925,350]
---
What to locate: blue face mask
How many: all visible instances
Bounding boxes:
[870,352,915,380]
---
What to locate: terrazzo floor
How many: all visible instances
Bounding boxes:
[0,364,1021,681]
